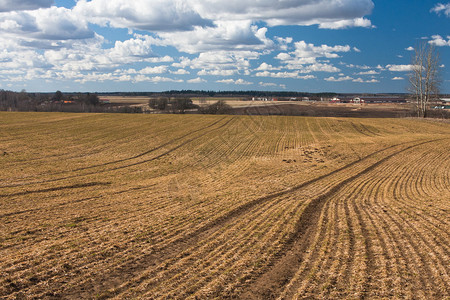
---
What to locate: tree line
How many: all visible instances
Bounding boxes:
[97,90,339,99]
[0,90,142,113]
[148,97,232,114]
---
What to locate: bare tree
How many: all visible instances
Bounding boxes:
[408,42,441,118]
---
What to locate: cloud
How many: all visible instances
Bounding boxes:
[108,35,156,59]
[69,0,374,54]
[325,75,378,83]
[256,62,279,71]
[187,77,207,83]
[147,56,174,63]
[190,0,374,29]
[255,71,301,79]
[259,82,277,87]
[293,41,351,59]
[135,75,183,83]
[255,70,315,79]
[276,36,293,50]
[41,34,159,73]
[198,69,238,76]
[158,21,274,53]
[429,35,450,46]
[274,41,351,73]
[431,3,450,17]
[74,0,213,32]
[298,75,316,80]
[33,34,162,77]
[405,46,414,51]
[352,77,379,83]
[304,63,340,73]
[0,0,378,89]
[0,7,94,41]
[139,66,168,74]
[171,69,190,75]
[176,51,259,77]
[217,78,252,85]
[344,64,372,70]
[234,78,253,85]
[386,64,413,72]
[324,76,353,82]
[319,17,373,29]
[357,70,378,75]
[0,0,53,12]
[392,77,404,80]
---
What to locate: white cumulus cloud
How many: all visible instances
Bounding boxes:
[0,0,53,12]
[431,3,450,17]
[259,82,277,87]
[158,20,274,53]
[429,35,450,46]
[74,0,213,32]
[0,0,378,88]
[187,77,207,83]
[386,64,413,72]
[324,76,353,82]
[189,0,374,28]
[217,78,252,85]
[319,17,373,29]
[352,77,379,83]
[0,7,94,41]
[357,70,378,75]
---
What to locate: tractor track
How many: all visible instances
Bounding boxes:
[53,138,442,299]
[2,112,449,299]
[0,117,234,189]
[239,138,443,299]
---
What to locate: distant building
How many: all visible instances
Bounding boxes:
[252,97,273,101]
[351,97,365,104]
[358,96,407,103]
[330,97,340,103]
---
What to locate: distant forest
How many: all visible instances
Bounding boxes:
[1,89,343,113]
[0,90,142,113]
[109,90,339,98]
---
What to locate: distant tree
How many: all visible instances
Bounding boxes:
[77,93,99,106]
[52,90,63,102]
[149,97,169,110]
[200,100,232,114]
[169,97,196,114]
[87,93,100,106]
[408,42,441,118]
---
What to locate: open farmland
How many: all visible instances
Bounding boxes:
[0,112,449,299]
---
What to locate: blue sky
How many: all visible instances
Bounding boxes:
[0,0,449,93]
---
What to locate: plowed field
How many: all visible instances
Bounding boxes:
[0,112,449,299]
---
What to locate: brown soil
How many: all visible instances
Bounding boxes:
[232,103,413,118]
[0,112,448,299]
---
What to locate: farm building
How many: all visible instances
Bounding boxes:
[330,96,408,104]
[441,98,450,105]
[330,97,341,103]
[357,96,407,103]
[351,97,365,104]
